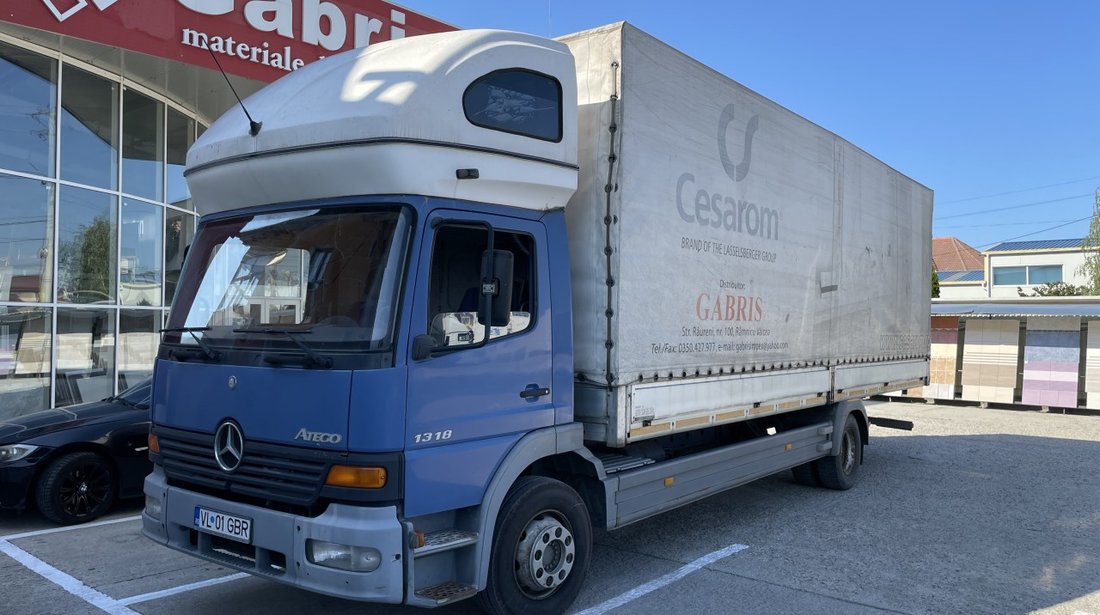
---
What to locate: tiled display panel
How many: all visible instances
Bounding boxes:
[1021,317,1080,408]
[961,319,1020,404]
[1085,321,1100,409]
[925,316,960,399]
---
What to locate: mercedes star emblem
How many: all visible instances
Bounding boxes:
[213,421,244,472]
[227,375,237,390]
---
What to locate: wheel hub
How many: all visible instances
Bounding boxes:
[515,513,576,596]
[841,432,856,473]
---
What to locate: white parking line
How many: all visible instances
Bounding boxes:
[117,572,250,605]
[0,513,245,612]
[573,542,749,615]
[1,514,142,541]
[0,538,139,615]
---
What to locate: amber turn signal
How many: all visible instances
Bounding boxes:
[148,433,161,454]
[326,465,386,489]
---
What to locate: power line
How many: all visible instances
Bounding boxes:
[938,176,1100,205]
[975,216,1092,250]
[937,193,1091,221]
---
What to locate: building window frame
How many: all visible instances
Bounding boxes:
[991,264,1063,286]
[0,35,206,412]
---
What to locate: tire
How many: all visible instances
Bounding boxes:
[477,476,592,615]
[815,414,862,490]
[790,462,821,487]
[36,452,116,525]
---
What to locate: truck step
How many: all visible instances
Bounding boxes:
[415,581,478,606]
[596,452,656,474]
[413,529,478,557]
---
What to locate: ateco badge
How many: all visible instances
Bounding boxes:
[227,375,237,390]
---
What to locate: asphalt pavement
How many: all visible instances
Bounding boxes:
[2,399,1099,615]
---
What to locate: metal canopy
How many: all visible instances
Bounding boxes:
[932,302,1100,317]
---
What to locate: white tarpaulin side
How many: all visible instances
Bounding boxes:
[560,23,624,387]
[562,23,932,385]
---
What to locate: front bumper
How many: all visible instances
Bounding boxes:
[142,467,407,603]
[0,458,41,511]
[0,446,51,510]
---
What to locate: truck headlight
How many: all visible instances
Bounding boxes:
[0,444,38,463]
[306,539,381,572]
[145,495,163,520]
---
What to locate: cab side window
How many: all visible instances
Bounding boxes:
[463,69,562,142]
[427,226,534,348]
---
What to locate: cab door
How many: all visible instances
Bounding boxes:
[403,209,553,516]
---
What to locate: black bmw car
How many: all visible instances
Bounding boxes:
[0,378,152,525]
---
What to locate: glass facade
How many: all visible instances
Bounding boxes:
[0,38,202,417]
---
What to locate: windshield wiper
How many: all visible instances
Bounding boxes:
[108,395,135,408]
[233,327,334,369]
[162,326,224,362]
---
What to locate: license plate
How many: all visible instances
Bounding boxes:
[194,506,252,544]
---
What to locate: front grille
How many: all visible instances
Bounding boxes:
[157,426,329,507]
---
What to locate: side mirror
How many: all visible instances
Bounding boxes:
[480,249,514,327]
[412,334,435,361]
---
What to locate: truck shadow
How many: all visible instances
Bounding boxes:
[585,430,1100,615]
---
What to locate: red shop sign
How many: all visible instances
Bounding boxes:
[3,0,455,82]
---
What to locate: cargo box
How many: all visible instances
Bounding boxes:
[560,23,932,446]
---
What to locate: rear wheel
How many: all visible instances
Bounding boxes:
[477,476,592,615]
[815,414,862,490]
[36,452,116,525]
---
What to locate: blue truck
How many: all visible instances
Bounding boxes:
[142,23,932,614]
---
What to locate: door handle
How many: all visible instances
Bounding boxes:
[520,387,550,399]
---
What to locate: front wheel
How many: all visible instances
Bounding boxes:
[814,414,863,490]
[477,476,592,615]
[36,451,116,524]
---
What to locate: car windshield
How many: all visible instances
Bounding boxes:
[116,378,152,408]
[165,206,412,352]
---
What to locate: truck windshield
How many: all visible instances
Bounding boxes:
[164,206,411,354]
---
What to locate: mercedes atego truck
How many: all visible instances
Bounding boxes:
[143,22,933,615]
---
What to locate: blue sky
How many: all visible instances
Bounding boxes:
[402,0,1100,251]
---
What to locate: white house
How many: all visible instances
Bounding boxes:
[985,239,1091,298]
[935,238,1094,299]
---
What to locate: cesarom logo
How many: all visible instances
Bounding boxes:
[717,103,760,182]
[676,104,778,240]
